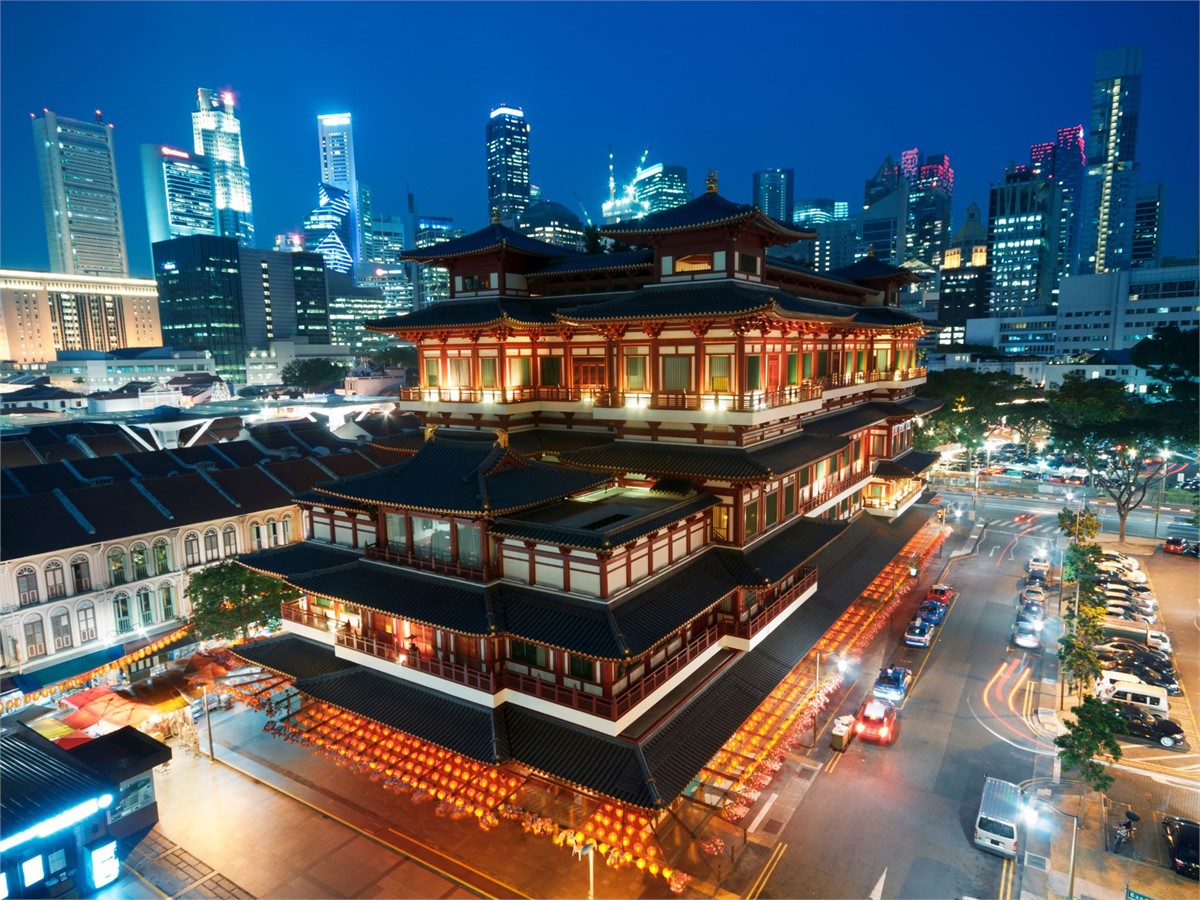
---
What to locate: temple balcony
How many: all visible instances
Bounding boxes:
[281,603,337,645]
[365,545,488,581]
[796,470,871,517]
[863,479,926,520]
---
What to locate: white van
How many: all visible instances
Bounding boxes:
[973,776,1022,858]
[1100,617,1172,654]
[1098,671,1171,719]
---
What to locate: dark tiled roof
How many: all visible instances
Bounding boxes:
[0,439,42,468]
[489,493,719,550]
[894,395,943,416]
[111,449,189,479]
[505,428,617,457]
[51,481,173,544]
[599,191,811,242]
[402,223,575,263]
[747,432,851,475]
[556,280,853,324]
[846,306,927,327]
[366,296,588,333]
[78,432,141,457]
[829,255,924,283]
[312,451,382,477]
[526,249,654,276]
[875,449,940,478]
[765,256,861,288]
[140,473,240,522]
[742,518,848,583]
[802,401,920,436]
[259,457,338,494]
[210,440,275,467]
[4,461,85,495]
[0,492,94,557]
[67,725,172,783]
[314,438,609,516]
[490,587,621,657]
[352,410,423,439]
[1,724,120,843]
[35,441,88,463]
[169,444,236,470]
[291,561,494,635]
[238,541,361,578]
[295,668,502,763]
[208,465,297,509]
[294,488,376,513]
[230,633,359,680]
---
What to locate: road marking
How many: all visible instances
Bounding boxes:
[749,792,779,832]
[825,749,843,773]
[746,841,788,899]
[1000,855,1014,900]
[868,867,887,900]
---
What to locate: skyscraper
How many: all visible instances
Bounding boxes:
[752,168,794,224]
[987,169,1060,316]
[1132,183,1164,268]
[632,164,689,214]
[361,214,414,313]
[938,201,989,326]
[32,109,129,276]
[861,157,907,265]
[486,106,531,225]
[906,153,954,268]
[317,113,362,268]
[303,183,355,275]
[412,217,464,308]
[1077,46,1143,274]
[141,144,216,245]
[192,88,255,247]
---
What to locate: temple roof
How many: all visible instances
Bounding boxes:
[558,431,849,482]
[873,448,941,479]
[372,427,617,459]
[599,190,813,242]
[365,296,586,333]
[525,249,654,277]
[400,223,576,264]
[802,400,925,437]
[311,436,610,516]
[829,254,925,285]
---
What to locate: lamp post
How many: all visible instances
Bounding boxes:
[573,841,594,900]
[1153,448,1172,539]
[202,683,215,763]
[1023,797,1079,900]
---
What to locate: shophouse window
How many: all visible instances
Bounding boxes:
[108,548,128,585]
[24,615,46,657]
[131,544,149,580]
[114,593,133,632]
[77,602,97,642]
[71,556,91,593]
[159,584,176,619]
[50,607,72,650]
[223,526,238,556]
[44,562,66,599]
[137,586,155,625]
[184,532,201,566]
[153,539,171,573]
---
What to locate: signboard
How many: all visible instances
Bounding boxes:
[1126,888,1154,900]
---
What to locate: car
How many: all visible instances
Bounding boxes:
[1162,817,1200,880]
[1025,570,1049,589]
[1184,543,1200,559]
[1028,554,1051,573]
[1104,600,1156,624]
[1097,649,1179,680]
[1096,562,1148,584]
[872,665,913,702]
[1011,619,1041,650]
[1094,639,1174,669]
[926,583,956,604]
[854,698,899,744]
[917,599,947,626]
[1101,576,1155,598]
[1164,537,1188,555]
[1109,701,1188,749]
[1103,582,1158,605]
[1101,660,1182,695]
[1103,592,1158,616]
[903,618,935,648]
[1104,603,1156,625]
[1100,551,1141,571]
[1021,585,1047,604]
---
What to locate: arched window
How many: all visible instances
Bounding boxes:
[136,586,155,626]
[222,525,238,557]
[108,547,128,586]
[158,583,175,620]
[71,555,92,593]
[184,532,201,567]
[266,517,280,548]
[250,520,265,551]
[23,614,46,658]
[203,527,220,562]
[50,606,73,650]
[131,543,149,580]
[277,516,292,546]
[113,592,133,633]
[153,539,171,574]
[44,561,67,599]
[17,566,40,605]
[77,601,97,642]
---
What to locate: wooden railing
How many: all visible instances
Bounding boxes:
[735,568,818,639]
[336,630,400,662]
[365,545,486,580]
[505,670,614,717]
[797,472,867,515]
[282,604,335,631]
[408,654,496,692]
[611,624,721,718]
[591,381,824,412]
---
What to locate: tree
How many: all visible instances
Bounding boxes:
[279,358,349,392]
[1054,694,1123,792]
[1003,401,1051,453]
[1057,504,1101,546]
[1046,374,1195,542]
[369,345,418,370]
[919,369,1032,453]
[1057,607,1103,699]
[1129,325,1199,406]
[185,560,296,641]
[583,224,605,255]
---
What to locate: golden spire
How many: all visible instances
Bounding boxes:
[705,170,718,193]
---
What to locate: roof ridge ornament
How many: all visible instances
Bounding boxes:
[424,424,438,443]
[490,207,500,224]
[705,170,718,193]
[492,427,509,448]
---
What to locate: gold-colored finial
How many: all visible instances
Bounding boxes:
[424,424,438,443]
[705,170,718,193]
[492,427,509,448]
[490,207,500,224]
[866,245,875,257]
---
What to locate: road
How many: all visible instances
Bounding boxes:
[759,516,1199,899]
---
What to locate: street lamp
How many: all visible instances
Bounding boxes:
[572,841,594,900]
[1023,797,1079,900]
[1153,447,1172,539]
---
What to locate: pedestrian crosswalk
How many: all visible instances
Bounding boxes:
[978,519,1063,536]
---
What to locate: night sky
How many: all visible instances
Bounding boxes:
[2,2,1197,279]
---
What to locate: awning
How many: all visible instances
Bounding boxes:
[15,645,125,692]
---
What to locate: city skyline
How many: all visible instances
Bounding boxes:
[2,2,1197,279]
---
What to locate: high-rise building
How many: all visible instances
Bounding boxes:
[326,272,388,354]
[793,199,850,227]
[361,214,414,313]
[0,270,161,367]
[1041,126,1087,300]
[486,106,531,225]
[906,153,953,268]
[1132,183,1164,268]
[412,217,464,308]
[303,183,355,275]
[317,113,363,269]
[938,201,989,326]
[987,168,1061,316]
[32,109,129,277]
[632,164,689,214]
[192,88,255,247]
[1077,46,1143,274]
[752,168,794,224]
[517,200,586,252]
[860,157,908,265]
[141,144,216,245]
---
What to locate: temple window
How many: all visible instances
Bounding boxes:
[711,505,730,541]
[744,503,759,538]
[568,654,596,682]
[745,357,762,391]
[625,355,646,391]
[456,523,482,567]
[674,253,713,273]
[661,356,690,392]
[510,357,532,387]
[539,357,561,386]
[573,360,604,386]
[462,274,489,291]
[448,358,471,387]
[787,353,799,385]
[510,640,548,669]
[412,517,452,562]
[802,353,814,379]
[385,513,407,553]
[480,358,498,388]
[784,485,796,517]
[816,351,829,376]
[424,358,439,387]
[737,252,759,275]
[707,355,731,392]
[765,491,779,526]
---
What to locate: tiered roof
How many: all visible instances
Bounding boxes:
[401,223,576,264]
[599,189,813,243]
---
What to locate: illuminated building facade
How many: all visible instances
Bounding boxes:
[905,152,953,268]
[192,88,255,247]
[303,183,355,275]
[938,201,989,326]
[752,168,794,224]
[632,163,689,214]
[485,106,531,225]
[317,113,363,269]
[236,183,941,812]
[517,199,586,252]
[1132,182,1164,268]
[0,270,161,367]
[32,110,129,277]
[361,214,414,313]
[410,217,463,309]
[141,144,216,246]
[987,168,1062,316]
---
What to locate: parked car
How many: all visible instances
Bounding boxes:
[1094,639,1174,670]
[1025,570,1049,589]
[854,698,899,744]
[904,618,935,649]
[918,599,947,626]
[1011,619,1041,650]
[1096,561,1148,584]
[1104,600,1156,624]
[1100,551,1141,571]
[1021,585,1047,605]
[1163,536,1188,555]
[1109,701,1188,749]
[1017,602,1046,631]
[926,583,957,604]
[1100,576,1156,598]
[1101,660,1182,695]
[872,666,913,703]
[1097,649,1178,680]
[1027,554,1051,573]
[1162,817,1200,880]
[1184,543,1200,559]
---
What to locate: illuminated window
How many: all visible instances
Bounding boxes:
[462,274,489,291]
[625,355,646,390]
[711,505,730,541]
[708,355,730,391]
[674,253,713,273]
[480,358,498,388]
[662,356,689,391]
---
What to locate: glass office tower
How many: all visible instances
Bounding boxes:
[192,88,255,247]
[486,106,531,225]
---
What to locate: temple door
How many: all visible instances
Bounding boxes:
[767,356,781,392]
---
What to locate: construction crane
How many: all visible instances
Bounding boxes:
[573,192,593,227]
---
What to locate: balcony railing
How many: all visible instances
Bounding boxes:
[505,669,614,717]
[366,545,486,580]
[408,653,497,692]
[282,604,336,631]
[611,624,721,718]
[397,385,578,404]
[591,381,824,412]
[797,472,867,515]
[335,631,400,662]
[735,567,818,639]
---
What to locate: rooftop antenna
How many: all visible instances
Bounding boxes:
[608,146,616,204]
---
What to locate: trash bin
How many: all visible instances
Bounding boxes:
[830,715,854,752]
